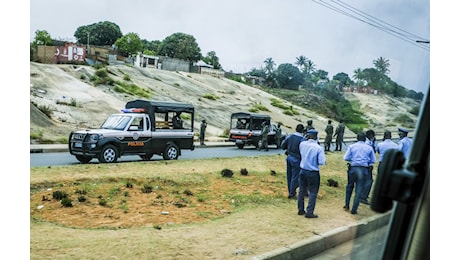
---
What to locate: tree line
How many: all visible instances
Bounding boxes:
[30,20,423,131]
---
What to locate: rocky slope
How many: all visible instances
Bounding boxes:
[29,62,421,143]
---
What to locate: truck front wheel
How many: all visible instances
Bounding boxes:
[99,144,118,163]
[163,144,179,160]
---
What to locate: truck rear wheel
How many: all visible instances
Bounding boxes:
[163,144,179,160]
[98,144,118,163]
[236,143,244,149]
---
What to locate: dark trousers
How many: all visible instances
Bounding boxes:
[298,169,320,214]
[286,155,301,197]
[360,167,373,200]
[345,166,367,213]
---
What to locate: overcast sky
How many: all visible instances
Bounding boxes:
[29,0,430,93]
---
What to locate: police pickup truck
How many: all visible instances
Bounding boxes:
[228,112,286,149]
[68,100,195,163]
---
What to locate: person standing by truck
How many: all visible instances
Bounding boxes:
[275,123,283,148]
[260,121,269,151]
[200,119,207,145]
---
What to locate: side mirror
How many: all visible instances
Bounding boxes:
[128,126,139,131]
[371,149,417,213]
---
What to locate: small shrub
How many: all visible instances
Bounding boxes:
[52,190,68,200]
[183,189,193,196]
[70,98,77,106]
[38,104,53,118]
[98,198,107,206]
[203,93,219,100]
[123,74,131,81]
[141,184,153,193]
[78,196,86,202]
[221,168,234,178]
[57,137,68,144]
[30,130,44,140]
[61,197,73,207]
[95,68,108,78]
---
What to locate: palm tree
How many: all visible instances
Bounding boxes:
[373,57,390,75]
[295,55,307,70]
[353,68,365,86]
[264,57,276,75]
[304,60,316,75]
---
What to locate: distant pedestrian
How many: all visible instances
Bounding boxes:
[259,121,269,151]
[303,119,314,136]
[376,130,399,175]
[298,129,326,218]
[199,119,207,145]
[304,119,320,144]
[397,127,413,159]
[324,120,334,151]
[360,129,376,204]
[334,119,345,151]
[281,124,306,199]
[275,123,283,148]
[343,132,376,215]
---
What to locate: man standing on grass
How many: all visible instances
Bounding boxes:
[343,132,376,215]
[298,129,326,218]
[376,130,399,175]
[334,119,345,151]
[324,120,334,152]
[397,127,413,159]
[281,124,306,199]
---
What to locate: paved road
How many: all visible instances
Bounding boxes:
[30,142,286,167]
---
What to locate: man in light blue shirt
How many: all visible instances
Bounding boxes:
[343,132,376,214]
[397,127,413,159]
[376,130,399,174]
[298,129,326,218]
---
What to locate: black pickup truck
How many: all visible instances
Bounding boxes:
[228,112,286,149]
[68,100,195,163]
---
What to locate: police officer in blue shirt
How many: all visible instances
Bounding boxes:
[376,130,399,174]
[298,129,326,218]
[397,127,413,159]
[281,124,306,199]
[343,132,376,214]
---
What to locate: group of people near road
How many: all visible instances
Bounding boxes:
[281,118,413,218]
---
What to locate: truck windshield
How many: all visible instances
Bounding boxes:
[101,115,131,130]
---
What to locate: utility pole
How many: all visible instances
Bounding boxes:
[87,32,90,54]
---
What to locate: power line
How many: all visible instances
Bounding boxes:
[312,0,429,51]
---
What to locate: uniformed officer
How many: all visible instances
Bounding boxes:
[397,127,413,159]
[343,132,376,214]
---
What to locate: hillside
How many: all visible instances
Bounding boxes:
[29,62,421,143]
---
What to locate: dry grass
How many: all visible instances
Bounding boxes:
[30,153,384,259]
